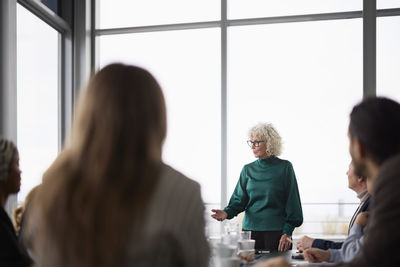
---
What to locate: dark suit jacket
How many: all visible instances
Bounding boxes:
[0,207,30,267]
[312,195,371,250]
[333,154,400,267]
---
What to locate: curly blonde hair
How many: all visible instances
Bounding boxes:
[248,123,282,156]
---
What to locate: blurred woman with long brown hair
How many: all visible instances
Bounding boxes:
[28,64,209,267]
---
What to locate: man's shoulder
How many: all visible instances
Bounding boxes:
[378,154,400,183]
[380,154,400,172]
[374,154,400,203]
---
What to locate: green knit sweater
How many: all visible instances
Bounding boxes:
[224,156,303,236]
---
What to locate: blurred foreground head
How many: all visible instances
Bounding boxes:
[31,64,167,267]
[0,138,17,182]
[72,63,167,163]
[349,96,400,177]
[0,138,21,203]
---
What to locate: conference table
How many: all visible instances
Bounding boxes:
[242,251,336,266]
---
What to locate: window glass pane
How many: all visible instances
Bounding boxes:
[98,29,221,205]
[17,5,59,201]
[228,0,361,20]
[377,16,400,103]
[97,0,220,29]
[228,19,362,236]
[378,0,400,9]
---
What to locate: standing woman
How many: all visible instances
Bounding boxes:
[212,123,303,252]
[0,138,30,266]
[27,64,209,267]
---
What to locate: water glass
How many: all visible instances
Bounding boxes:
[240,231,251,240]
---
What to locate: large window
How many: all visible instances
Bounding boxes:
[378,0,400,9]
[97,0,220,29]
[227,20,362,202]
[96,1,400,238]
[228,0,361,19]
[99,29,221,204]
[17,4,59,200]
[377,16,400,102]
[227,19,362,235]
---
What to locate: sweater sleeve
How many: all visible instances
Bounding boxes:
[282,162,303,236]
[224,167,249,219]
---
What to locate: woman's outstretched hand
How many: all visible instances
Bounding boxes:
[211,209,228,221]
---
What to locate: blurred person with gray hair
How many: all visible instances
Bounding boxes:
[212,123,303,252]
[0,138,31,267]
[296,161,370,252]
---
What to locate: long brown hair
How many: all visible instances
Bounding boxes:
[31,64,167,267]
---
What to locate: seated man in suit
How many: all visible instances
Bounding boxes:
[296,161,370,251]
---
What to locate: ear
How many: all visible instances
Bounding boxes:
[352,137,367,159]
[357,177,366,185]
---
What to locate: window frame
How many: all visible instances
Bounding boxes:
[0,0,92,213]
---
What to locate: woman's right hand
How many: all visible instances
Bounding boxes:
[211,209,227,221]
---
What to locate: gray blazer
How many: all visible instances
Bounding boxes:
[121,163,210,267]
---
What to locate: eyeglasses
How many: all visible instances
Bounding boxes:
[247,140,265,147]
